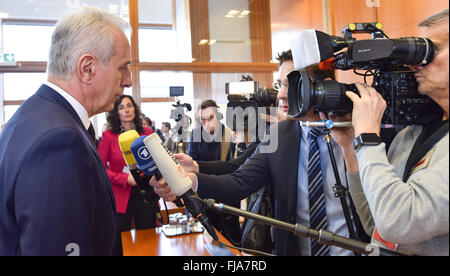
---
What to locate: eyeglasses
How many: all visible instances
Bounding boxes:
[201,114,215,122]
[273,81,288,90]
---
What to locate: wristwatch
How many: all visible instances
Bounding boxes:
[353,133,382,151]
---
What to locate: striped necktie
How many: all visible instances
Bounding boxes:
[308,128,330,256]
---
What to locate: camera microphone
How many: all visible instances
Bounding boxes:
[143,134,219,241]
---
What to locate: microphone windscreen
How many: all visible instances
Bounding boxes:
[131,136,159,176]
[291,30,335,70]
[118,130,140,166]
[143,134,192,196]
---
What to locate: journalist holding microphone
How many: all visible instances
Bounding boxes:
[328,9,449,256]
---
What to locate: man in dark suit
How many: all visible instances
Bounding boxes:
[152,51,368,256]
[0,6,132,256]
[188,99,234,162]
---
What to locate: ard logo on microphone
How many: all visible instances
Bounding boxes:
[138,146,151,160]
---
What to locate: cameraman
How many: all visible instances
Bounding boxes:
[330,9,449,256]
[152,51,369,256]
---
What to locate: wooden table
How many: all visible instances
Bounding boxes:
[122,200,241,256]
[121,226,241,256]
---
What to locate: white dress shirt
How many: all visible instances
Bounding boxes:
[297,123,354,256]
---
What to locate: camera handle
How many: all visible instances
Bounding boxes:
[321,128,360,256]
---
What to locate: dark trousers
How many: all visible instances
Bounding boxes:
[113,186,159,256]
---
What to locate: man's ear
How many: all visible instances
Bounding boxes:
[77,54,96,83]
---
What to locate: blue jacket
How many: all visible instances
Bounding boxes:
[0,84,116,256]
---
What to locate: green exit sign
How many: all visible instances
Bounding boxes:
[0,53,16,65]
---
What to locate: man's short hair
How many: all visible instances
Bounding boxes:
[276,50,293,67]
[200,99,219,110]
[419,8,449,27]
[162,122,171,130]
[47,6,130,80]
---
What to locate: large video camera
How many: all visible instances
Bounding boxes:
[225,76,278,133]
[287,22,443,125]
[170,100,192,142]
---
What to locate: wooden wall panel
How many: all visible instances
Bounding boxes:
[250,0,274,88]
[189,0,212,100]
[189,0,211,62]
[331,0,376,36]
[270,0,323,33]
[270,0,448,85]
[376,0,449,37]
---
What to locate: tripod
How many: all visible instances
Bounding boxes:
[320,126,360,256]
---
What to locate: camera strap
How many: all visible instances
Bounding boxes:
[402,119,449,182]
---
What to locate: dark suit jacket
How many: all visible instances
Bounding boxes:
[197,119,367,256]
[187,124,234,162]
[0,84,116,256]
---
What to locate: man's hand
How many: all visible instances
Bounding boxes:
[319,112,359,173]
[127,174,137,186]
[149,173,198,202]
[149,175,176,202]
[319,112,355,149]
[174,153,199,173]
[346,83,387,137]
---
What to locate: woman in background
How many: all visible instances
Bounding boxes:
[98,95,158,255]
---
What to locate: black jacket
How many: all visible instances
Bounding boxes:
[197,119,368,255]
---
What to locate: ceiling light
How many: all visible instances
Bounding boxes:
[241,10,250,16]
[225,14,235,18]
[228,10,240,15]
[208,40,217,45]
[199,39,209,45]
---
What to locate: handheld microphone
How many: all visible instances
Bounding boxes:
[131,136,184,209]
[130,136,161,178]
[118,130,159,203]
[143,133,219,241]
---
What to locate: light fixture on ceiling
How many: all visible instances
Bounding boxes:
[198,39,209,45]
[226,9,250,18]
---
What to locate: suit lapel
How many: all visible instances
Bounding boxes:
[281,120,301,218]
[36,84,117,211]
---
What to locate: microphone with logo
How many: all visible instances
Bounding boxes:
[130,136,183,209]
[142,133,219,241]
[118,130,160,204]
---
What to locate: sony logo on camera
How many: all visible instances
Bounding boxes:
[358,48,371,53]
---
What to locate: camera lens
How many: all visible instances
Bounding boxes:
[392,37,435,66]
[311,81,353,115]
[287,69,354,118]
